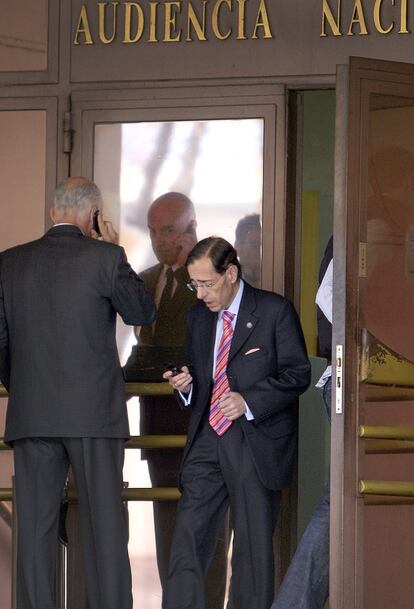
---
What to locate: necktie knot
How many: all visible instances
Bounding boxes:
[165,266,174,284]
[222,310,235,326]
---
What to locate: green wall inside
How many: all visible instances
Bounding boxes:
[298,90,335,537]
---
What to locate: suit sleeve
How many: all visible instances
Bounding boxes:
[241,300,311,424]
[0,260,10,391]
[173,307,197,409]
[111,247,157,326]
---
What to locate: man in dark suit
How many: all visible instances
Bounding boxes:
[163,237,311,609]
[0,177,156,609]
[125,192,228,607]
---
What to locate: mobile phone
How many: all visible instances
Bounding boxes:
[166,364,181,376]
[92,209,101,235]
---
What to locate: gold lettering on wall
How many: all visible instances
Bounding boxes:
[74,6,94,45]
[123,3,145,42]
[186,2,208,41]
[320,0,341,36]
[98,2,119,44]
[347,0,368,35]
[400,0,409,33]
[149,2,159,42]
[252,0,273,39]
[374,0,394,34]
[73,0,275,45]
[212,0,232,40]
[236,0,247,39]
[164,1,181,41]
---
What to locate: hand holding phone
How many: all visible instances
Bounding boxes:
[91,209,119,244]
[92,209,101,236]
[162,364,192,393]
[165,364,181,376]
[175,221,197,267]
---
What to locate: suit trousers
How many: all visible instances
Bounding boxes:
[13,437,132,609]
[163,418,281,609]
[148,453,229,609]
[270,377,331,609]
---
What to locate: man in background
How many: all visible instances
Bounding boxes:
[127,192,228,607]
[234,213,262,287]
[271,236,332,609]
[0,177,156,609]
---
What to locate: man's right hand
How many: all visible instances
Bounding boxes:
[91,212,119,244]
[163,365,193,394]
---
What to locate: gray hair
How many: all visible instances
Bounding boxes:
[54,178,102,213]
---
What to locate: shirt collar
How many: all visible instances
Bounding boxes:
[53,222,85,235]
[218,279,244,320]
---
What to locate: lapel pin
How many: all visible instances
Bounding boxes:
[246,321,253,328]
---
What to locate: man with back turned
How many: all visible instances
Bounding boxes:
[0,177,156,609]
[163,236,311,609]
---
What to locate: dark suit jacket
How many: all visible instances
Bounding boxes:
[0,225,156,443]
[136,263,196,442]
[181,282,311,490]
[138,262,196,348]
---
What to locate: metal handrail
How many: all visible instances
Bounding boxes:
[0,382,174,399]
[0,486,180,502]
[359,480,414,497]
[360,425,414,441]
[0,434,186,451]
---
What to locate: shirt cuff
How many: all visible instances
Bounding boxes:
[244,402,254,420]
[179,385,193,405]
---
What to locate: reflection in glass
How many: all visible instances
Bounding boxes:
[0,0,48,71]
[94,118,264,607]
[362,94,414,609]
[365,96,414,361]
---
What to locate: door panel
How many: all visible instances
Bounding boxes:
[71,84,286,292]
[70,84,288,606]
[332,57,414,609]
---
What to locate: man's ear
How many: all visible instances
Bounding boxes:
[50,208,57,224]
[228,264,239,283]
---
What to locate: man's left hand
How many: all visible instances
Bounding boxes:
[219,391,246,420]
[175,232,197,267]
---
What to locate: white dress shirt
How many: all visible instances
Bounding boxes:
[181,279,254,420]
[315,259,333,387]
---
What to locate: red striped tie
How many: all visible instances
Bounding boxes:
[209,310,235,436]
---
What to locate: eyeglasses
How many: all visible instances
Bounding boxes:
[186,274,225,292]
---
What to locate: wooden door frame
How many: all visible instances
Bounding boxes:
[331,56,414,609]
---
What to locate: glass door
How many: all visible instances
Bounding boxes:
[70,84,286,607]
[332,57,414,609]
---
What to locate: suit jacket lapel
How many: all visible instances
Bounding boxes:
[228,283,258,363]
[198,307,217,383]
[147,264,163,298]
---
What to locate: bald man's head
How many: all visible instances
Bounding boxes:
[148,192,197,267]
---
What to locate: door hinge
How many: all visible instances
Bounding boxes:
[359,242,367,277]
[335,345,343,415]
[63,111,73,154]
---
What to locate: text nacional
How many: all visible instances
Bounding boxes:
[73,0,273,45]
[321,0,409,36]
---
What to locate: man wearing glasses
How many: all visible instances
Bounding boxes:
[125,192,228,608]
[162,236,311,609]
